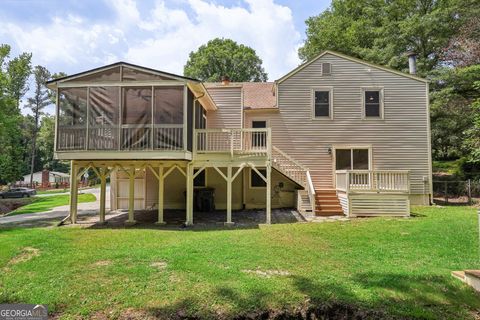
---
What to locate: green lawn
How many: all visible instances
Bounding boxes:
[0,206,479,319]
[36,189,69,195]
[9,193,96,215]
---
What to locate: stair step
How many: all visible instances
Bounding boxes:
[315,198,339,202]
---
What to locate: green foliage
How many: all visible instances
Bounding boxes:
[430,65,480,160]
[0,206,479,318]
[299,0,476,76]
[184,38,268,82]
[0,44,32,184]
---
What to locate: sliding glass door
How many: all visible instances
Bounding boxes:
[335,148,370,171]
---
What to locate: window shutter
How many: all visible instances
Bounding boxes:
[322,63,331,75]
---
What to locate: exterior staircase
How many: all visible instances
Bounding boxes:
[315,189,344,216]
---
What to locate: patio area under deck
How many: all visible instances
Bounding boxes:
[335,170,411,217]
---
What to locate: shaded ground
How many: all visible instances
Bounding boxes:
[0,198,34,215]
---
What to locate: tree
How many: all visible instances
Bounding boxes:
[298,0,477,76]
[25,66,51,186]
[184,38,268,82]
[442,16,480,67]
[0,44,31,184]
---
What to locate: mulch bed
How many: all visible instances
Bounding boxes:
[0,198,35,215]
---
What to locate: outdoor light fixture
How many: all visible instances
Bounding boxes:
[327,147,332,155]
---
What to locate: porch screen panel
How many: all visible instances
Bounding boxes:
[153,86,184,150]
[57,88,87,151]
[89,87,120,150]
[69,66,121,82]
[122,87,152,150]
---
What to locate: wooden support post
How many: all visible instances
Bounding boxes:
[126,166,136,225]
[99,168,107,224]
[186,164,194,226]
[69,160,78,224]
[156,166,165,225]
[225,165,233,226]
[266,162,272,224]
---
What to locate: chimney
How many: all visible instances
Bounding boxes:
[221,75,231,85]
[407,51,417,75]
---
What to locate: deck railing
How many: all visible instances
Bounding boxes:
[194,128,271,156]
[57,124,184,151]
[336,170,410,193]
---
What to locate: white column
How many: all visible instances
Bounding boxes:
[126,166,136,225]
[225,165,233,225]
[69,161,78,224]
[156,166,165,224]
[186,164,194,226]
[266,163,272,224]
[99,168,107,224]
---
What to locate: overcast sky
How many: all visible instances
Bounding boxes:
[0,0,331,114]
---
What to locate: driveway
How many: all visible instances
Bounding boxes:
[0,187,108,228]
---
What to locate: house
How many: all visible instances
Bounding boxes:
[20,170,70,186]
[46,50,432,225]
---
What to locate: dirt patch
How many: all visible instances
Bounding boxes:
[89,308,156,320]
[4,247,40,271]
[241,269,290,278]
[92,260,112,267]
[0,198,34,215]
[150,261,168,270]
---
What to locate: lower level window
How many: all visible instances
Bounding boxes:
[335,149,370,170]
[250,169,267,188]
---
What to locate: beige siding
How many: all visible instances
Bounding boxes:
[247,53,430,195]
[206,86,242,128]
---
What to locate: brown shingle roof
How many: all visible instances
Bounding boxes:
[204,82,277,110]
[242,82,276,110]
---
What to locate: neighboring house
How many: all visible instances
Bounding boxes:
[20,170,70,185]
[46,50,432,225]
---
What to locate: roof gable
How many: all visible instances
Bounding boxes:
[46,62,199,85]
[276,50,428,84]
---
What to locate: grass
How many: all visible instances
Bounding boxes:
[36,189,69,195]
[0,206,479,319]
[8,193,96,215]
[432,159,462,175]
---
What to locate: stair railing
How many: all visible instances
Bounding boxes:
[306,171,316,212]
[271,146,308,187]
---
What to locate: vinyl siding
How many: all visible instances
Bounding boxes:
[248,53,430,195]
[206,86,242,128]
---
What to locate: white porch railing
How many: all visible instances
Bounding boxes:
[271,146,307,188]
[57,124,184,151]
[336,170,410,193]
[194,128,271,156]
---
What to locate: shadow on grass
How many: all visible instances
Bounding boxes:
[142,272,479,319]
[86,209,301,232]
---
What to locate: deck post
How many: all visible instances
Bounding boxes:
[186,163,194,226]
[99,168,107,224]
[266,162,272,224]
[226,165,233,225]
[69,160,78,224]
[156,166,165,224]
[126,166,136,225]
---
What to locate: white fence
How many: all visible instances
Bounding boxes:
[336,170,410,193]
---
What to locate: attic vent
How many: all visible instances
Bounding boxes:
[322,63,332,75]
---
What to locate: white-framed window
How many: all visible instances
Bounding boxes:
[362,87,384,119]
[250,168,267,188]
[193,169,206,187]
[311,87,333,119]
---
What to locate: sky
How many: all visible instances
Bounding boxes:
[0,0,331,114]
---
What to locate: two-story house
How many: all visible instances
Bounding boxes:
[46,50,432,226]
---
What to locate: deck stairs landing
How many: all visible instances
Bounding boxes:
[271,146,344,217]
[315,189,344,216]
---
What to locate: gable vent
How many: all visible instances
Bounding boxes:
[322,63,332,76]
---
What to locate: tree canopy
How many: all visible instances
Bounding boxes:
[298,0,478,76]
[184,38,268,82]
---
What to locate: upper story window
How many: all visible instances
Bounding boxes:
[363,88,384,119]
[312,88,333,119]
